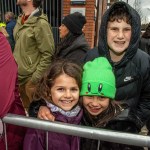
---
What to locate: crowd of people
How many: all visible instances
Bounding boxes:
[0,0,150,150]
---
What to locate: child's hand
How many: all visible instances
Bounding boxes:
[38,106,55,121]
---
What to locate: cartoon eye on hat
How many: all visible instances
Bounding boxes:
[87,83,103,94]
[98,83,103,93]
[87,83,91,92]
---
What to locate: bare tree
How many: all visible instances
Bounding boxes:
[133,0,144,23]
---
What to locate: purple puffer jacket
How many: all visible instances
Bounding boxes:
[23,108,83,150]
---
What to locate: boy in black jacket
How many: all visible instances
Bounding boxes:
[84,1,150,145]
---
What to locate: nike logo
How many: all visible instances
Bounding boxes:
[124,76,133,82]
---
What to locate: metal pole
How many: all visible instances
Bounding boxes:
[2,114,150,147]
[3,123,8,150]
[46,131,49,150]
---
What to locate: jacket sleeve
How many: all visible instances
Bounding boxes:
[134,54,150,128]
[31,19,55,84]
[28,99,47,117]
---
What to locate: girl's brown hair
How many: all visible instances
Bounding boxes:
[34,59,82,102]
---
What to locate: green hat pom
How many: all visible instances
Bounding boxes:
[80,57,116,99]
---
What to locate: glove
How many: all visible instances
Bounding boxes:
[28,99,46,117]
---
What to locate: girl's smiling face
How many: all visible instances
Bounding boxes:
[83,96,110,116]
[50,74,79,111]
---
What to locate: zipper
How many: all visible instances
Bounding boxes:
[28,56,32,65]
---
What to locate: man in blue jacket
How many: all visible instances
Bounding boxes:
[5,11,16,51]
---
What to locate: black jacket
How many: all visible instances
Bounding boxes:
[139,38,150,55]
[84,1,150,130]
[81,106,144,150]
[54,33,90,65]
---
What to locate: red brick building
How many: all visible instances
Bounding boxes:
[63,0,109,48]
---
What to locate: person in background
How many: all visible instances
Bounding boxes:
[139,23,150,55]
[84,1,150,140]
[5,11,16,51]
[143,25,150,147]
[0,32,26,150]
[13,0,55,111]
[23,59,83,150]
[52,12,90,65]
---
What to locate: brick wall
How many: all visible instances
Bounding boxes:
[63,0,95,48]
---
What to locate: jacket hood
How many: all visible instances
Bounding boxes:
[98,1,141,66]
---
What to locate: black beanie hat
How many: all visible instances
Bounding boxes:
[62,12,86,35]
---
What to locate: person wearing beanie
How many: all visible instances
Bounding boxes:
[52,12,90,65]
[80,57,116,99]
[80,57,127,150]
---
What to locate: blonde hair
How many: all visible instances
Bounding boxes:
[5,12,15,20]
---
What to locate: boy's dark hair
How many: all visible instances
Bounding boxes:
[32,0,43,8]
[108,3,132,25]
[34,59,82,101]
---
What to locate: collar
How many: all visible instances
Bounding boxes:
[29,8,39,18]
[46,101,81,117]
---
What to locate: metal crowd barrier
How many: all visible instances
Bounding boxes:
[2,113,150,149]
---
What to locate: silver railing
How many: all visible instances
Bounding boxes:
[2,113,150,150]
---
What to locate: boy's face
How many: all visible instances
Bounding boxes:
[107,20,131,62]
[50,74,79,111]
[83,96,109,116]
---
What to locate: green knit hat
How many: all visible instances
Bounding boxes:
[80,57,116,99]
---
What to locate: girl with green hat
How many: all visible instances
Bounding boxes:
[80,57,127,150]
[80,57,142,150]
